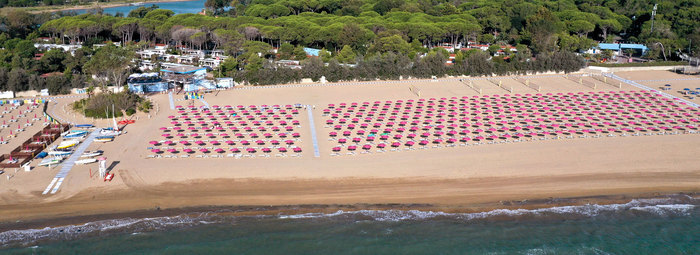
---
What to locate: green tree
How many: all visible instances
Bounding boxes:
[14,40,36,59]
[7,68,28,92]
[205,0,232,15]
[128,5,159,18]
[338,23,374,51]
[279,42,294,59]
[336,45,356,63]
[525,7,561,54]
[319,49,332,62]
[597,19,622,41]
[84,44,133,90]
[368,35,410,55]
[373,0,404,15]
[487,44,501,56]
[293,45,307,60]
[40,49,67,73]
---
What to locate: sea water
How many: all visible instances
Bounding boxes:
[73,0,207,15]
[1,197,698,254]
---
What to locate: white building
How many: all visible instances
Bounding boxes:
[33,44,82,55]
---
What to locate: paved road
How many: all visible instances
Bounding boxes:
[306,106,321,158]
[168,92,175,110]
[199,98,211,108]
[42,129,100,195]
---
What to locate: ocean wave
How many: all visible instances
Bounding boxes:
[277,197,698,222]
[1,196,696,248]
[0,212,217,247]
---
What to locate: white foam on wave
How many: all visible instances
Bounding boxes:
[0,196,695,247]
[630,204,696,216]
[0,212,215,247]
[277,198,697,222]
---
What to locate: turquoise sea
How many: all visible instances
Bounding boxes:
[1,197,698,254]
[73,0,206,15]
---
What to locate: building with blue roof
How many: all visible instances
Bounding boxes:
[160,65,207,76]
[303,47,321,57]
[586,43,649,56]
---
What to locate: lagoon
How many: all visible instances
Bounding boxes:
[74,0,206,15]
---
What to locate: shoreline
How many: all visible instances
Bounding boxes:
[1,172,698,232]
[1,191,697,233]
[18,0,197,13]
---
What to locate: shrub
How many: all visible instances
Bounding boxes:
[72,91,146,118]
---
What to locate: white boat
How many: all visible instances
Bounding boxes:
[38,157,62,166]
[48,150,73,156]
[100,129,121,136]
[81,150,103,158]
[57,140,80,149]
[75,158,97,165]
[64,133,86,139]
[95,137,114,142]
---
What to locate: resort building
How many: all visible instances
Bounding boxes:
[585,43,649,56]
[33,43,82,55]
[127,73,170,93]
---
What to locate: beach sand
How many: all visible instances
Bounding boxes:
[0,71,698,227]
[0,104,45,156]
[617,70,700,104]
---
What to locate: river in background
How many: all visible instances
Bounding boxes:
[73,0,206,15]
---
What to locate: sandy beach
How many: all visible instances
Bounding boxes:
[0,70,698,228]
